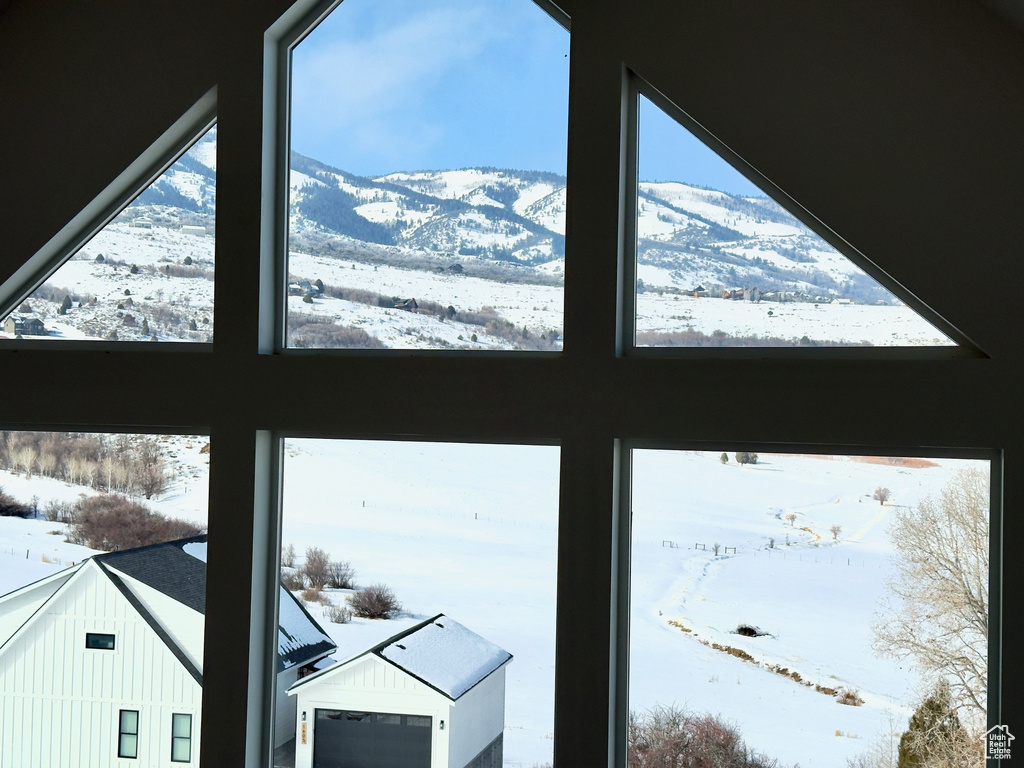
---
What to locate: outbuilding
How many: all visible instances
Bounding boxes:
[289,614,511,768]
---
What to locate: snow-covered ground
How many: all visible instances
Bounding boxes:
[0,441,987,767]
[288,252,563,349]
[636,292,954,346]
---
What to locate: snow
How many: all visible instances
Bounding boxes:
[0,438,988,767]
[636,293,953,346]
[379,616,511,699]
[182,541,207,562]
[278,585,334,663]
[287,252,564,347]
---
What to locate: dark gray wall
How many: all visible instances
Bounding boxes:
[1,1,1020,765]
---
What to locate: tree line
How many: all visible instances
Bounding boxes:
[0,431,173,500]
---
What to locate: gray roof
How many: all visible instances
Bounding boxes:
[94,535,335,674]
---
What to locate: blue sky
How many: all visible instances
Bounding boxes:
[290,0,765,196]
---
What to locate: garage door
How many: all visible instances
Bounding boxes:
[313,709,432,768]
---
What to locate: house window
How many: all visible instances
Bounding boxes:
[171,713,192,763]
[85,632,115,650]
[118,710,139,759]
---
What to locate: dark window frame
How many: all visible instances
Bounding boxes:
[171,713,192,763]
[85,632,115,650]
[118,709,139,759]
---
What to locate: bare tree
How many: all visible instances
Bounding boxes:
[281,543,296,568]
[874,468,989,725]
[873,487,891,505]
[785,512,797,527]
[302,546,331,589]
[830,524,842,540]
[326,560,357,589]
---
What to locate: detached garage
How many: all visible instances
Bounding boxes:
[289,615,511,768]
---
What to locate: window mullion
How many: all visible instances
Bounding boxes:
[554,435,621,767]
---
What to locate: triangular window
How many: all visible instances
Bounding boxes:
[284,0,568,351]
[633,94,955,348]
[1,125,216,343]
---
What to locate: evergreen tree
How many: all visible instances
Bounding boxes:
[897,680,970,768]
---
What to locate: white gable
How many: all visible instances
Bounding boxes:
[290,652,446,703]
[0,565,80,648]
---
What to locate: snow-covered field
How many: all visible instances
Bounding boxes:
[630,451,984,766]
[636,292,954,346]
[288,252,563,349]
[0,441,987,767]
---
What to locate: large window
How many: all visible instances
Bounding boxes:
[0,2,1010,768]
[627,449,992,766]
[284,0,569,351]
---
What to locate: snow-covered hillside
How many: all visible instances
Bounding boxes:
[0,440,987,767]
[2,137,952,349]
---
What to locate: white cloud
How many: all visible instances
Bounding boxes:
[292,3,508,139]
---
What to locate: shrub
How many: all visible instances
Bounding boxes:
[68,494,205,550]
[349,583,402,619]
[0,488,32,518]
[837,689,864,706]
[300,587,328,604]
[326,559,356,589]
[628,704,785,767]
[280,569,304,591]
[325,603,352,624]
[44,499,77,524]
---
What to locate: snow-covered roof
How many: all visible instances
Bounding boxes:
[290,614,511,701]
[378,615,511,699]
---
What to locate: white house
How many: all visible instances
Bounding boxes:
[289,615,511,768]
[0,535,335,767]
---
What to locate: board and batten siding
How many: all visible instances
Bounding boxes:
[276,665,300,748]
[446,665,506,768]
[0,561,202,767]
[292,654,451,768]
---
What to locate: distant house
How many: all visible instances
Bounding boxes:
[131,216,153,228]
[446,264,464,274]
[3,316,45,336]
[394,298,419,311]
[831,298,852,305]
[0,536,335,766]
[289,615,511,768]
[180,225,207,237]
[288,280,324,298]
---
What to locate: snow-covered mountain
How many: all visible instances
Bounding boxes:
[287,151,889,304]
[7,136,941,349]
